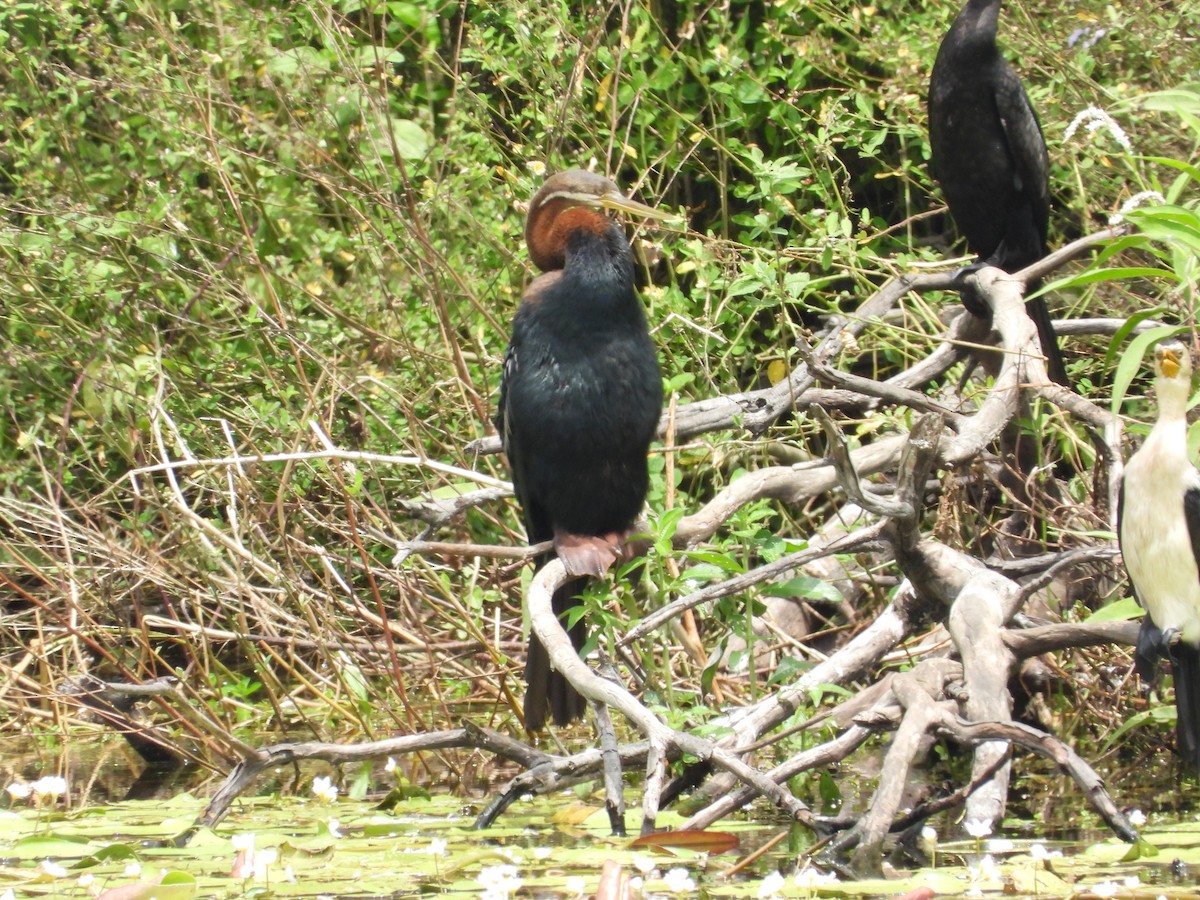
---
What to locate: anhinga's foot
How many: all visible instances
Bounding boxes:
[554,532,623,578]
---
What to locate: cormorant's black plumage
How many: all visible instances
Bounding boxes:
[496,171,662,730]
[928,0,1069,386]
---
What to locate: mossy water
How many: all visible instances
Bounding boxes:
[3,769,1200,899]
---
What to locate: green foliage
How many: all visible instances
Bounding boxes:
[0,0,1197,782]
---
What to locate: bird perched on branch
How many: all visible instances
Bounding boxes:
[496,169,669,731]
[1119,340,1200,771]
[928,0,1069,387]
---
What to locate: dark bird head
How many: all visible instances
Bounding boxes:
[942,0,1002,59]
[524,169,675,273]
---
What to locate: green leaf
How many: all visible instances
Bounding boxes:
[1085,595,1142,623]
[1109,324,1184,415]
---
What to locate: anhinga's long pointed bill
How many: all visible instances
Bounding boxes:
[594,190,680,224]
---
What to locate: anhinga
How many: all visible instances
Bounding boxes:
[1119,340,1200,771]
[928,0,1070,387]
[496,169,668,731]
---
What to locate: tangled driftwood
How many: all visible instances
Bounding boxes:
[131,226,1152,873]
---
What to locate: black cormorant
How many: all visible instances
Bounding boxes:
[929,0,1069,386]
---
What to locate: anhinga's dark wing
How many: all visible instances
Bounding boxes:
[496,330,589,730]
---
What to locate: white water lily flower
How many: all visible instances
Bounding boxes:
[231,833,255,852]
[425,838,447,856]
[565,875,587,897]
[1128,809,1147,826]
[30,776,67,799]
[6,783,30,801]
[963,818,992,839]
[311,775,338,803]
[758,870,787,898]
[123,862,142,877]
[1030,842,1062,862]
[662,867,695,892]
[631,854,655,875]
[1092,881,1120,898]
[40,860,68,878]
[794,864,839,888]
[477,863,522,900]
[254,846,278,878]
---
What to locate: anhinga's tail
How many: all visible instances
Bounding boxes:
[523,576,589,731]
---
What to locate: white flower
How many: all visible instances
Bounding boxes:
[478,863,522,900]
[1128,809,1147,826]
[921,825,938,842]
[311,776,338,803]
[963,818,992,839]
[1124,875,1141,888]
[253,846,278,878]
[662,867,695,892]
[533,846,553,860]
[527,161,547,177]
[985,838,1015,852]
[327,818,342,838]
[425,838,447,856]
[6,783,30,801]
[1030,842,1062,862]
[231,833,255,852]
[758,870,787,898]
[30,776,67,799]
[124,862,142,876]
[1064,106,1133,152]
[385,757,397,773]
[565,875,587,897]
[631,854,656,875]
[794,864,839,888]
[1109,191,1167,225]
[40,860,68,878]
[1093,881,1120,898]
[77,874,94,887]
[968,854,1000,886]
